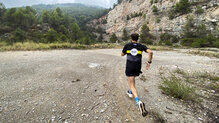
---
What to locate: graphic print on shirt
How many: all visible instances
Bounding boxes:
[130,48,138,56]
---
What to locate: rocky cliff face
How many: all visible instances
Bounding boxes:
[90,0,219,41]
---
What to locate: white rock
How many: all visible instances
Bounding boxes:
[81,113,89,117]
[51,116,56,122]
[198,117,203,121]
[88,63,100,68]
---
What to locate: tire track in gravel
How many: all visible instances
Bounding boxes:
[87,49,154,122]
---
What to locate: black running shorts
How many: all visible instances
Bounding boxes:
[125,61,142,77]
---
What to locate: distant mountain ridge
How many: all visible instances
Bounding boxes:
[32,3,105,11]
[1,0,117,8]
[73,0,117,8]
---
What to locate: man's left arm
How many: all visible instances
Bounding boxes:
[147,49,153,62]
[146,49,153,70]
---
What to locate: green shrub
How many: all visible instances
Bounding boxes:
[181,38,194,46]
[146,39,154,45]
[196,24,208,38]
[164,40,173,46]
[11,28,26,43]
[140,24,153,44]
[158,41,163,45]
[160,74,199,102]
[60,34,68,42]
[205,34,217,46]
[195,6,204,14]
[168,9,175,20]
[110,33,118,43]
[44,28,59,43]
[215,39,219,48]
[160,33,179,44]
[196,38,209,47]
[143,14,146,19]
[182,35,218,48]
[160,33,171,41]
[156,17,161,23]
[175,0,191,14]
[126,15,130,20]
[152,5,158,13]
[122,28,129,41]
[150,0,154,5]
[102,19,107,24]
[76,36,91,45]
[183,16,196,38]
[172,35,179,43]
[192,40,201,48]
[168,0,190,19]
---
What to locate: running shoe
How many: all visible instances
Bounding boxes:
[137,101,148,117]
[126,90,133,98]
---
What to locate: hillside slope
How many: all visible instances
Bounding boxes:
[91,0,218,40]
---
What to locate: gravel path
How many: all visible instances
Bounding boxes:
[0,49,218,123]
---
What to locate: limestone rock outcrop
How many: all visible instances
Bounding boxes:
[90,0,219,40]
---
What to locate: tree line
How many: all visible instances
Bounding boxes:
[0,3,109,45]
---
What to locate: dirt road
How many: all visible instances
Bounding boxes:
[0,49,219,123]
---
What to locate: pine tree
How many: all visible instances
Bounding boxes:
[0,3,6,21]
[44,28,59,43]
[98,33,103,42]
[70,22,81,42]
[110,33,118,43]
[122,29,129,41]
[140,24,153,44]
[12,28,26,43]
[42,10,50,23]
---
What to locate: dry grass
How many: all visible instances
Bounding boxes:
[148,45,173,51]
[0,42,123,51]
[0,42,175,51]
[193,71,219,81]
[187,50,219,58]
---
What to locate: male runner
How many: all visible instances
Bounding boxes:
[121,33,153,117]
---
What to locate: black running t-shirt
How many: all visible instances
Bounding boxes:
[122,43,148,62]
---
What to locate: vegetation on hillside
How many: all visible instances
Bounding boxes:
[168,0,191,19]
[0,3,110,47]
[181,16,219,48]
[140,17,218,48]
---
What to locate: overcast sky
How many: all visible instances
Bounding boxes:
[0,0,117,8]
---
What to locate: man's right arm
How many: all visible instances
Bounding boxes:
[121,45,127,56]
[121,52,126,56]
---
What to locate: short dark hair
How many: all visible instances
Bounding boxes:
[131,33,139,41]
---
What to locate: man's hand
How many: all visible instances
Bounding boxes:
[121,52,126,56]
[146,62,150,70]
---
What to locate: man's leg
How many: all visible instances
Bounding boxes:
[128,77,148,116]
[128,76,138,98]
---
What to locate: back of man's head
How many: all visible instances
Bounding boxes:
[131,33,139,41]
